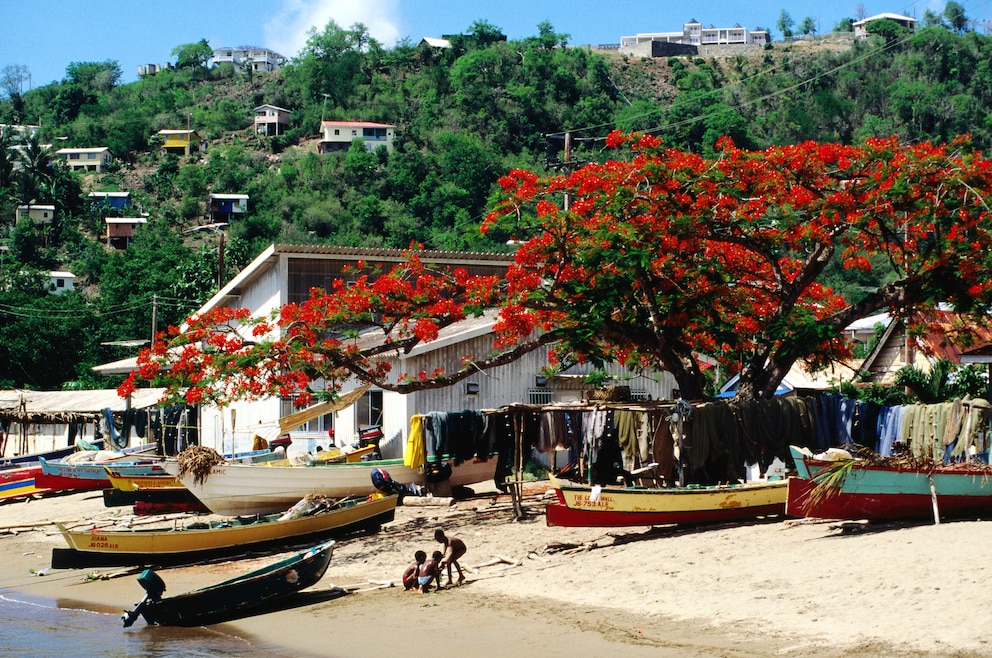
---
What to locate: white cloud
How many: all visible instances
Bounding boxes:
[265,0,403,60]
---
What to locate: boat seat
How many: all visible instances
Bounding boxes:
[629,463,661,487]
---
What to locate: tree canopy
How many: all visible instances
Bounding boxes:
[123,134,992,405]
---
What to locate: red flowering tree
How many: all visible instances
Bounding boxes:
[121,134,992,405]
[485,132,992,400]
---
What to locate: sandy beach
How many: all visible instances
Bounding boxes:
[2,483,991,658]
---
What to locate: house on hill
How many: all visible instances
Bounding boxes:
[55,147,113,172]
[212,46,285,73]
[88,191,132,212]
[105,217,147,249]
[156,129,201,155]
[253,105,291,136]
[208,193,248,223]
[318,121,395,153]
[621,18,768,57]
[16,204,55,225]
[853,13,917,39]
[96,244,677,459]
[48,270,76,295]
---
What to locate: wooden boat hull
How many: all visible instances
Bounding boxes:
[0,464,53,501]
[37,444,162,491]
[53,494,396,568]
[786,446,992,521]
[106,470,182,491]
[164,457,496,516]
[101,486,207,513]
[124,540,335,627]
[546,475,787,527]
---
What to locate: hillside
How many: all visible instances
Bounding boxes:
[2,20,992,390]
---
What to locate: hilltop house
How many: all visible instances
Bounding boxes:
[253,105,291,136]
[208,193,248,223]
[156,129,201,155]
[16,204,55,225]
[318,121,395,153]
[212,47,285,73]
[621,18,769,57]
[55,147,113,173]
[105,217,146,249]
[88,191,132,212]
[95,244,677,458]
[48,270,76,295]
[853,13,917,39]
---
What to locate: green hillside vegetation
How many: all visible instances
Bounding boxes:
[2,17,992,390]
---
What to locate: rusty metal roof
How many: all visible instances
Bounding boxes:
[0,388,167,423]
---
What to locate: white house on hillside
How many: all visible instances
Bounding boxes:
[212,47,285,73]
[319,121,396,153]
[621,18,769,54]
[853,13,917,39]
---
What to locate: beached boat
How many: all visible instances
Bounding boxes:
[37,444,161,491]
[0,441,102,469]
[101,485,210,515]
[122,539,335,627]
[105,468,183,491]
[545,473,787,527]
[0,464,53,501]
[164,456,497,515]
[786,445,992,522]
[53,493,395,569]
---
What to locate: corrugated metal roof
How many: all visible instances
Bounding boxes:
[0,388,167,417]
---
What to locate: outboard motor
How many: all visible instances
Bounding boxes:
[122,569,166,628]
[370,467,423,499]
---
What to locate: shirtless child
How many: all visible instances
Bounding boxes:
[416,550,442,593]
[402,550,426,591]
[435,529,467,586]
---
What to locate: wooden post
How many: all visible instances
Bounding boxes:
[512,411,524,519]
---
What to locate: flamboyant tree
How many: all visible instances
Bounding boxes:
[121,133,992,405]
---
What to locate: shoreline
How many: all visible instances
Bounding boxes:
[2,486,991,657]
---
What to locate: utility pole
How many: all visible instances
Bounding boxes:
[151,294,158,348]
[217,231,225,288]
[563,132,571,212]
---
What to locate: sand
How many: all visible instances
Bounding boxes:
[1,484,990,658]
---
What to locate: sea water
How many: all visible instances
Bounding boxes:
[0,593,292,657]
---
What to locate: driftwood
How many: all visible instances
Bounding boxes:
[400,496,454,507]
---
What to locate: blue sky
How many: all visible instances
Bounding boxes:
[0,0,973,88]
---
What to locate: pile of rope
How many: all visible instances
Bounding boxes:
[175,445,226,485]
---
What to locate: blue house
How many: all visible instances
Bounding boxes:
[88,191,132,212]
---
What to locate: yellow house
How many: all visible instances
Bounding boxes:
[156,129,201,155]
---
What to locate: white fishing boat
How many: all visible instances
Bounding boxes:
[163,456,497,515]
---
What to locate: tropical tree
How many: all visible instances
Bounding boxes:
[122,134,992,408]
[172,40,214,69]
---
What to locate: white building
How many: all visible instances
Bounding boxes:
[96,244,677,460]
[319,121,396,153]
[55,147,113,173]
[621,18,769,51]
[212,47,285,73]
[48,270,76,295]
[852,13,917,39]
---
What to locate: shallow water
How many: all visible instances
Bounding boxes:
[0,593,291,657]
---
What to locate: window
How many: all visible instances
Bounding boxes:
[355,390,383,432]
[528,388,553,405]
[334,129,340,135]
[69,153,79,160]
[87,153,96,159]
[56,279,65,288]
